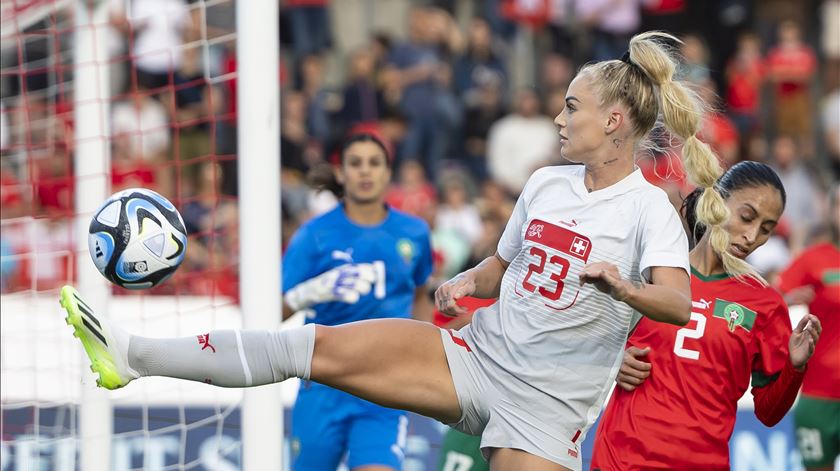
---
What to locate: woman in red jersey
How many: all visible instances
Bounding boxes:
[779,184,840,471]
[591,161,823,471]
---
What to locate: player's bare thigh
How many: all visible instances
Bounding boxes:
[310,319,461,423]
[488,448,574,471]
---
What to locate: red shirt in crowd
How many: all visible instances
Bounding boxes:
[699,112,740,166]
[385,184,437,220]
[778,242,840,400]
[111,161,157,191]
[592,269,803,470]
[642,0,686,15]
[766,45,817,96]
[726,58,765,115]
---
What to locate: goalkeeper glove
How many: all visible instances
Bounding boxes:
[285,263,377,311]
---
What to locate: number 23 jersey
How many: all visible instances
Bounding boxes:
[467,165,689,438]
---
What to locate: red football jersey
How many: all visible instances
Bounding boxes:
[592,269,791,470]
[778,242,840,399]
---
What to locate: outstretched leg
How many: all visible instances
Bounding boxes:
[310,319,461,422]
[60,286,461,424]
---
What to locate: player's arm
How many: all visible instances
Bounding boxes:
[752,314,821,426]
[435,253,509,317]
[580,264,691,326]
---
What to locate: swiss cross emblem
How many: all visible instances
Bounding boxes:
[570,237,589,256]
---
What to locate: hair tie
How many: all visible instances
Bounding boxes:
[620,50,632,64]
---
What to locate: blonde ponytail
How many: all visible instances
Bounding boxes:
[582,31,763,282]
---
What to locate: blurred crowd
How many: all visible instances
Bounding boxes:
[1,0,837,297]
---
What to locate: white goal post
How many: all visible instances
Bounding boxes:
[236,0,283,470]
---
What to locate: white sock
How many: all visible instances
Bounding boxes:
[127,324,316,387]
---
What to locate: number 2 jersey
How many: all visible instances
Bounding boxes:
[591,270,795,470]
[466,165,689,444]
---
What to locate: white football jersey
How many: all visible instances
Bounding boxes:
[467,164,689,441]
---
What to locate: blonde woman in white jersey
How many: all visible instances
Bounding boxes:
[59,32,739,471]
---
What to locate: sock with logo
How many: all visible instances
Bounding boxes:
[127,324,316,387]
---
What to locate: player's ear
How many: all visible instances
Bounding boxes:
[334,164,345,185]
[604,109,624,135]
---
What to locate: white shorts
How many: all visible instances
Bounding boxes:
[438,326,583,470]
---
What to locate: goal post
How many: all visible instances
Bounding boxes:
[236,0,283,470]
[74,3,113,471]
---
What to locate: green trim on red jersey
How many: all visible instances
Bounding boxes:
[713,298,757,332]
[752,369,781,388]
[822,269,840,285]
[690,266,731,282]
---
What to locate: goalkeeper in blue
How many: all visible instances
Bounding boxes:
[281,130,434,471]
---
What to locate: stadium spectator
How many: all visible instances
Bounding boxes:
[726,32,765,141]
[770,134,823,252]
[460,79,506,181]
[822,0,840,91]
[453,17,507,106]
[172,47,214,172]
[111,140,158,193]
[576,0,641,61]
[640,0,688,34]
[178,161,238,297]
[545,0,577,60]
[111,85,171,163]
[32,145,74,217]
[425,7,465,61]
[386,159,438,223]
[540,53,574,97]
[679,33,711,86]
[283,0,333,58]
[486,87,558,195]
[821,85,840,180]
[280,91,320,223]
[466,205,508,269]
[697,80,740,168]
[300,54,334,143]
[435,172,482,245]
[339,48,383,129]
[387,7,447,176]
[115,0,193,92]
[474,179,515,224]
[766,20,817,143]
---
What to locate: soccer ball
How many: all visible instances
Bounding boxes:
[88,188,187,289]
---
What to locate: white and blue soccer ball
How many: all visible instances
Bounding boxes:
[88,188,187,289]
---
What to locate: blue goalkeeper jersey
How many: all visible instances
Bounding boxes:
[282,203,433,325]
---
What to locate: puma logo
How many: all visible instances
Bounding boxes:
[197,333,216,353]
